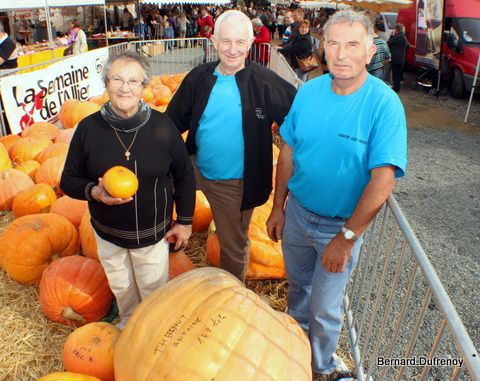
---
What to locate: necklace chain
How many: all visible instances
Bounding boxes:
[112,128,139,161]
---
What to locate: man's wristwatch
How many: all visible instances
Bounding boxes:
[340,226,357,242]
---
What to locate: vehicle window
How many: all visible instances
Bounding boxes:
[457,18,480,44]
[385,13,398,29]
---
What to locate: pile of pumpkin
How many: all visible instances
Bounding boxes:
[0,74,312,380]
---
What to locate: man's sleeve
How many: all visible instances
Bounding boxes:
[367,95,408,178]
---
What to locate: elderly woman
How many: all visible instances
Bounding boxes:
[278,19,314,82]
[60,51,195,328]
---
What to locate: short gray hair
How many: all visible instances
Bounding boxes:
[102,51,151,87]
[323,10,374,45]
[213,10,253,39]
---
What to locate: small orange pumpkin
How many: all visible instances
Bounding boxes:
[36,143,69,164]
[0,168,35,211]
[50,195,88,228]
[0,134,21,150]
[39,256,113,326]
[14,159,41,179]
[21,121,60,141]
[0,213,79,284]
[8,136,52,163]
[55,128,77,145]
[168,250,196,280]
[12,183,57,218]
[59,100,101,129]
[63,322,120,381]
[142,87,155,103]
[79,210,98,261]
[0,142,12,171]
[35,155,67,196]
[103,166,138,198]
[37,372,102,381]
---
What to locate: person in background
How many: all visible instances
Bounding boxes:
[281,11,293,44]
[13,18,28,45]
[388,23,408,93]
[60,51,195,329]
[164,20,174,52]
[278,19,313,82]
[267,10,407,381]
[251,17,271,66]
[178,13,188,46]
[276,10,286,40]
[167,10,296,283]
[121,8,135,31]
[0,23,18,69]
[197,7,214,63]
[134,16,149,40]
[367,22,391,81]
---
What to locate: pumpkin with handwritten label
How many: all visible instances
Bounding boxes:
[114,267,311,381]
[63,322,120,381]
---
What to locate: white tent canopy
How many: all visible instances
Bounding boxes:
[297,1,350,9]
[141,0,230,4]
[0,0,105,10]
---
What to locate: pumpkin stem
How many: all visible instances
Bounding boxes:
[62,307,86,324]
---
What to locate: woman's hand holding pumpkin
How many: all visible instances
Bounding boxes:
[91,178,133,205]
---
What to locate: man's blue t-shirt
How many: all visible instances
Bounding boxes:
[280,74,407,218]
[196,71,244,180]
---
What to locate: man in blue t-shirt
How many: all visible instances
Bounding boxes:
[167,10,296,283]
[267,10,407,381]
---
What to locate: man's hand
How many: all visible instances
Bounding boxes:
[266,208,285,242]
[165,223,192,251]
[91,178,133,205]
[321,234,354,273]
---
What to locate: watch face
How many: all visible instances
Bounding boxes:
[344,229,355,240]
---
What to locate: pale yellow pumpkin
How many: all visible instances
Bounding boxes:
[114,267,311,381]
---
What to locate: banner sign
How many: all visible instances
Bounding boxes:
[415,0,444,69]
[0,48,109,134]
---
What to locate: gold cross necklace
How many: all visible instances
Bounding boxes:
[112,128,139,161]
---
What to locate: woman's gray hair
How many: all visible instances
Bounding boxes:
[213,10,253,39]
[102,51,151,87]
[323,10,374,46]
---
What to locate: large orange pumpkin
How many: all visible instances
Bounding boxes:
[79,210,98,261]
[0,168,35,211]
[39,256,113,326]
[12,183,57,218]
[55,128,77,145]
[168,250,196,280]
[59,100,101,129]
[206,197,286,280]
[14,159,41,180]
[21,121,60,141]
[63,322,120,381]
[36,143,69,164]
[50,195,87,228]
[37,372,101,381]
[35,155,66,196]
[103,166,138,198]
[0,142,12,171]
[0,213,79,284]
[0,134,21,150]
[8,136,52,163]
[114,267,311,381]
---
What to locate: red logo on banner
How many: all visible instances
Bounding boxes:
[18,89,46,130]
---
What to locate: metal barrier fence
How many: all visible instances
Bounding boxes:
[346,195,480,381]
[127,38,214,76]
